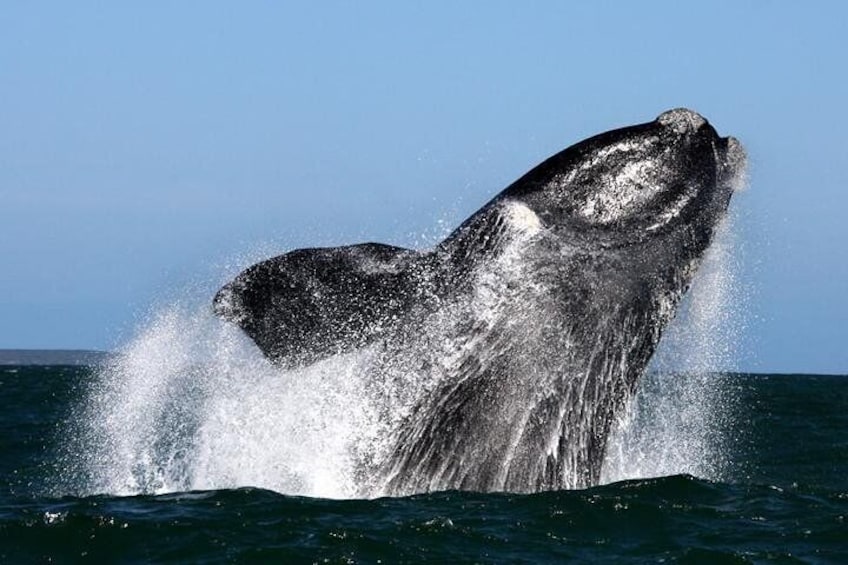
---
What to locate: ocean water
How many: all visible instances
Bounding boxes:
[1,365,846,563]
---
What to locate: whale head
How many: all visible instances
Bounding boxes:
[505,108,745,251]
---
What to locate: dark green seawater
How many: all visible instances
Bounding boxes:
[1,366,846,563]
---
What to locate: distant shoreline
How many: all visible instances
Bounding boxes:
[0,349,111,366]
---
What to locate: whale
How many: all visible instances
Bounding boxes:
[213,108,746,495]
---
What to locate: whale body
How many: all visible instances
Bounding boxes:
[214,109,745,495]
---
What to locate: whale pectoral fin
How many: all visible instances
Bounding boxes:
[214,243,429,367]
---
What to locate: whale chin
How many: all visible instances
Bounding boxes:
[213,109,744,495]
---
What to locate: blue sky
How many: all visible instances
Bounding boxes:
[1,2,846,374]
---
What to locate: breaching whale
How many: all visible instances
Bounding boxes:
[213,108,745,495]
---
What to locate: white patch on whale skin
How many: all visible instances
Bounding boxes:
[578,159,662,225]
[503,200,542,235]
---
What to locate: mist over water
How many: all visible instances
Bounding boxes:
[57,213,745,499]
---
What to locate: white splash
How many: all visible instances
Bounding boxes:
[64,303,385,499]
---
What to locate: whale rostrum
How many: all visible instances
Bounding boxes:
[214,109,746,495]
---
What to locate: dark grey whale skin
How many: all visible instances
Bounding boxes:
[213,109,744,494]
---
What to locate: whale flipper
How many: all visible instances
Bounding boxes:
[214,243,429,367]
